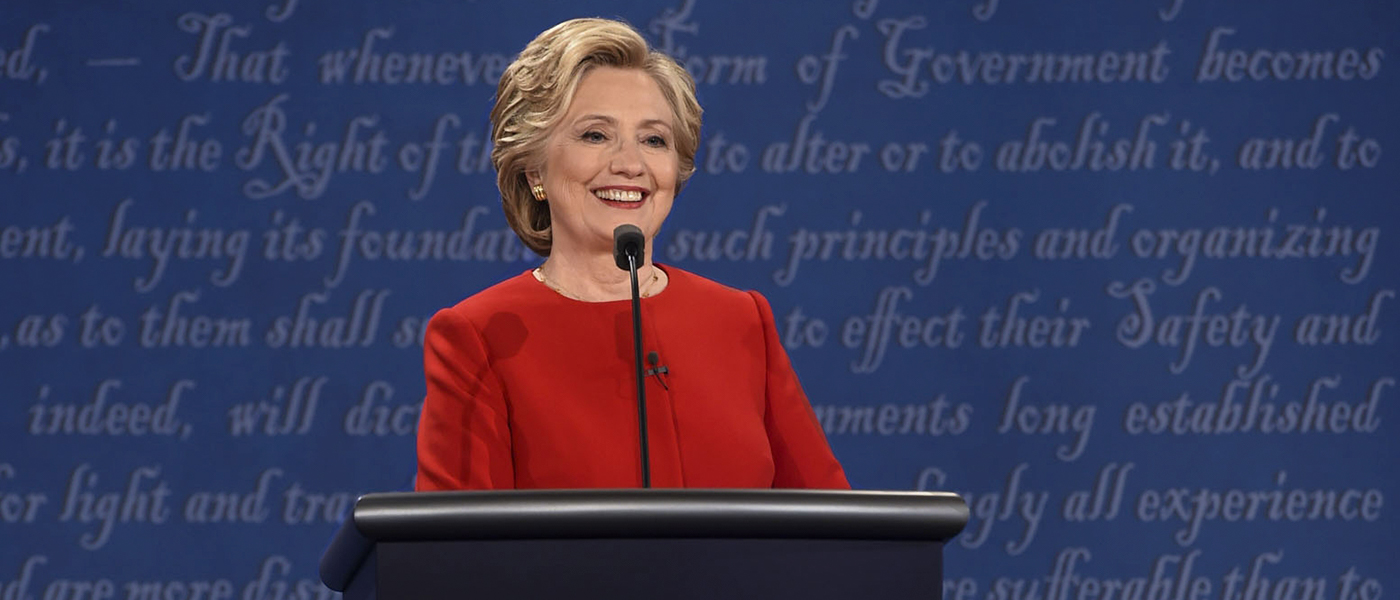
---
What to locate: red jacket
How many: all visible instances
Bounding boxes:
[416,266,849,490]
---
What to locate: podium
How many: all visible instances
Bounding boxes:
[320,489,968,599]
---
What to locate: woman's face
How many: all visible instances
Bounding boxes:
[532,66,679,258]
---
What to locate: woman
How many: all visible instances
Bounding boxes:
[415,18,847,490]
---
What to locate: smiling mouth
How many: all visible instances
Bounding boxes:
[593,188,647,205]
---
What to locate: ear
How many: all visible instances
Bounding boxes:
[525,169,542,187]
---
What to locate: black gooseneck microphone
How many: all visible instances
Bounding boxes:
[613,224,650,488]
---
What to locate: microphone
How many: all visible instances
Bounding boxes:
[613,224,644,270]
[614,224,650,488]
[646,351,670,390]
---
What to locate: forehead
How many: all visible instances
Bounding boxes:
[564,66,673,125]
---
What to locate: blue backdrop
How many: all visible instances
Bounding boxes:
[2,0,1396,598]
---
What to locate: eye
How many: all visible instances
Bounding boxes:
[581,130,607,143]
[644,135,669,148]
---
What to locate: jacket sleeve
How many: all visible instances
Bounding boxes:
[748,291,851,489]
[415,307,514,490]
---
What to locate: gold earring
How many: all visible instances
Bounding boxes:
[531,184,546,201]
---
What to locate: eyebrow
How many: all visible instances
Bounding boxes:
[575,114,673,130]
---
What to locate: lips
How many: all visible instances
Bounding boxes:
[594,188,645,202]
[593,187,648,208]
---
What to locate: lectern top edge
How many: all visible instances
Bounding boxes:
[320,488,968,592]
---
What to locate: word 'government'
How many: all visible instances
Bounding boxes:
[877,15,1170,98]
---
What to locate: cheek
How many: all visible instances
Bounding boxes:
[547,145,602,185]
[653,157,680,190]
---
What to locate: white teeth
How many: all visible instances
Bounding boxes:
[594,189,643,202]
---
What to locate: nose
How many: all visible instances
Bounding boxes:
[609,139,646,178]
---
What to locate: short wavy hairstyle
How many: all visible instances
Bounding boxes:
[491,18,703,256]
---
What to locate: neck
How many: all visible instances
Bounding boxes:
[539,245,660,302]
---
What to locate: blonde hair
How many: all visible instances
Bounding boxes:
[491,18,703,256]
